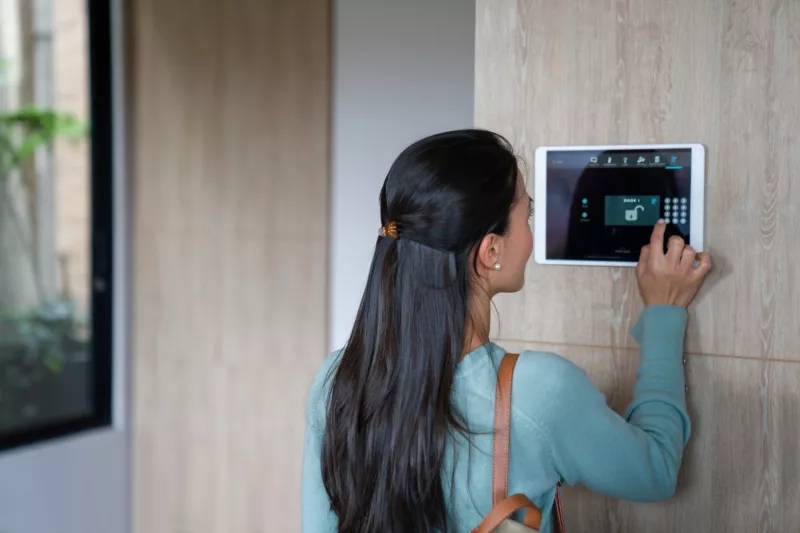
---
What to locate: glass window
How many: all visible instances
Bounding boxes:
[0,0,113,451]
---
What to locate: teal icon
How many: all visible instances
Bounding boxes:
[582,212,588,218]
[604,195,660,226]
[582,198,588,205]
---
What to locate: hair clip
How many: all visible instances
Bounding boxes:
[380,221,398,239]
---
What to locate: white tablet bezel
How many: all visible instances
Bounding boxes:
[533,143,706,267]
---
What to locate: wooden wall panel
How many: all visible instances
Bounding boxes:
[130,0,330,531]
[478,0,800,361]
[478,0,800,530]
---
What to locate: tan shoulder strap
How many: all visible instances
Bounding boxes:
[489,352,565,533]
[471,493,541,533]
[492,353,520,506]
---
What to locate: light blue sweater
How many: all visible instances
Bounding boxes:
[301,305,690,532]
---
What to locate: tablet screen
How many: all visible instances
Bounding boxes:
[545,149,692,262]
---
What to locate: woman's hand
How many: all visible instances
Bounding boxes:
[636,220,712,308]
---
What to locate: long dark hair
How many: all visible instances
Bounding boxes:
[321,129,520,532]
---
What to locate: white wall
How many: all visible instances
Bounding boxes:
[330,0,476,350]
[0,0,129,531]
[0,431,128,533]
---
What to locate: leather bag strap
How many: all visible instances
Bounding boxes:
[490,352,566,533]
[492,353,519,505]
[472,493,542,533]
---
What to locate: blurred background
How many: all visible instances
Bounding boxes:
[0,0,797,532]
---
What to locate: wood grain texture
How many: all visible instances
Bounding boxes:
[130,0,330,531]
[477,0,800,360]
[500,341,800,533]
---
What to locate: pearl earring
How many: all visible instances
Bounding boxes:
[494,263,501,270]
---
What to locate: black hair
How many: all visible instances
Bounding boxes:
[321,129,519,532]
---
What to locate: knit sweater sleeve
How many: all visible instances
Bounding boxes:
[524,305,691,501]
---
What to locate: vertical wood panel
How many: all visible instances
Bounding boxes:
[131,0,330,531]
[478,0,800,530]
[478,0,800,361]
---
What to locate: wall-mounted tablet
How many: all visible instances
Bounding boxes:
[534,143,705,267]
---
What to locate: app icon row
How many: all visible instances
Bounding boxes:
[588,155,680,165]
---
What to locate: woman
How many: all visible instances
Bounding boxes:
[301,130,712,533]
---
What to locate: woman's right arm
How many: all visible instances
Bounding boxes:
[541,304,690,500]
[542,220,711,500]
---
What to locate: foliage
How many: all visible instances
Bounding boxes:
[0,106,89,178]
[0,105,90,309]
[0,61,91,376]
[0,298,89,374]
[0,298,89,428]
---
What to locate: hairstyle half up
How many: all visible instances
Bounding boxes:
[321,129,519,533]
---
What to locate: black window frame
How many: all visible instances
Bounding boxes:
[0,0,114,452]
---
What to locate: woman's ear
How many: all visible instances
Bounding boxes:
[476,233,502,272]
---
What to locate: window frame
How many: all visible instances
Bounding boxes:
[0,0,114,452]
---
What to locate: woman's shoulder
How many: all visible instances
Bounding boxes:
[463,343,591,396]
[512,348,589,387]
[502,347,599,428]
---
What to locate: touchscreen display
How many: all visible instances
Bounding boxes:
[545,149,692,262]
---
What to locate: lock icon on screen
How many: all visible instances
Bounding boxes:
[625,205,645,222]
